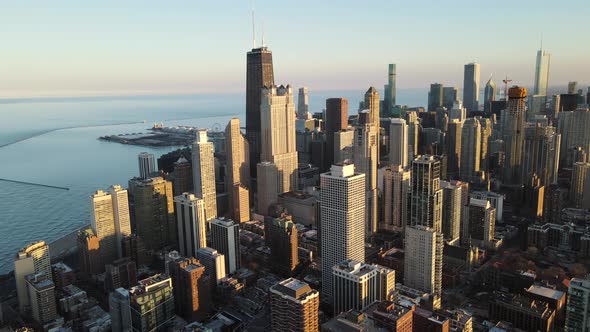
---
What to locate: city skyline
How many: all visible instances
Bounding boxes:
[2,0,590,98]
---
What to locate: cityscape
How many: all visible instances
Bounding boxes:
[2,2,590,332]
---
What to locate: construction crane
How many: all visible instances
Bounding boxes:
[502,76,512,100]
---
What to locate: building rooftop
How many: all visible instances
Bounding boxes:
[25,273,54,290]
[527,285,565,301]
[271,278,317,301]
[333,260,376,278]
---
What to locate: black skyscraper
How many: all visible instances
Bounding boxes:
[246,47,274,179]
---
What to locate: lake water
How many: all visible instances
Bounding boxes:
[0,89,427,273]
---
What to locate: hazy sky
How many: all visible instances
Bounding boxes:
[2,0,589,98]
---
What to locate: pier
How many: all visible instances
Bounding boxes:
[0,178,70,190]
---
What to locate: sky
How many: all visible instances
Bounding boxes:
[1,0,589,98]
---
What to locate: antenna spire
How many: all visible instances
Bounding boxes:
[251,5,256,48]
[262,20,266,47]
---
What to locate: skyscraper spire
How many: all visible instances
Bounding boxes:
[251,6,256,48]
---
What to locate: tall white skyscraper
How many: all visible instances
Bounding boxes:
[109,185,131,257]
[565,277,590,331]
[297,87,310,120]
[192,129,217,222]
[534,48,551,96]
[197,247,227,290]
[463,63,481,113]
[382,165,410,232]
[174,193,207,258]
[14,241,51,313]
[225,118,250,222]
[389,118,408,168]
[91,186,131,262]
[210,218,240,274]
[320,163,365,301]
[384,64,397,116]
[353,118,378,235]
[441,181,462,242]
[138,152,156,180]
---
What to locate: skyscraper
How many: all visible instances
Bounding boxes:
[174,193,207,258]
[334,127,355,164]
[449,100,467,122]
[565,277,590,332]
[168,256,211,322]
[297,87,310,120]
[460,117,481,181]
[257,161,279,215]
[25,273,57,325]
[522,124,561,186]
[428,83,444,112]
[557,108,590,167]
[441,181,462,242]
[353,116,378,235]
[231,184,250,223]
[129,275,175,331]
[138,152,156,180]
[266,214,299,276]
[210,218,240,274]
[91,185,131,263]
[260,85,299,193]
[463,63,481,113]
[405,112,420,161]
[109,288,131,332]
[484,76,497,113]
[534,48,551,96]
[320,163,365,301]
[462,198,496,248]
[382,165,410,231]
[196,247,226,292]
[15,241,51,313]
[570,162,590,209]
[502,86,527,185]
[270,278,320,332]
[325,98,349,169]
[443,87,460,110]
[409,155,443,229]
[192,129,217,222]
[364,87,381,158]
[384,64,397,116]
[478,116,492,175]
[389,118,409,168]
[225,118,250,219]
[246,46,274,178]
[446,120,463,179]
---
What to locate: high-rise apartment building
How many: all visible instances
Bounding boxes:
[389,118,408,168]
[405,112,420,161]
[570,162,590,209]
[565,277,590,332]
[446,119,463,178]
[192,129,217,222]
[502,86,527,185]
[257,161,279,215]
[246,46,274,178]
[441,181,462,242]
[138,152,156,180]
[534,48,551,96]
[320,163,366,301]
[174,193,207,258]
[231,184,250,223]
[522,124,561,186]
[484,77,497,113]
[168,256,211,322]
[297,87,310,120]
[225,118,250,222]
[325,98,349,170]
[382,165,410,231]
[270,278,320,332]
[196,247,226,292]
[462,198,496,248]
[353,117,378,235]
[557,108,590,167]
[384,64,397,116]
[260,85,299,194]
[129,274,175,331]
[409,155,443,230]
[478,116,492,175]
[25,273,57,325]
[332,260,396,314]
[91,186,131,263]
[15,241,51,313]
[210,218,240,274]
[428,83,444,112]
[266,214,299,276]
[129,176,175,250]
[463,63,481,113]
[460,117,481,181]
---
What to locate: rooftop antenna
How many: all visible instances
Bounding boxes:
[251,4,256,48]
[262,20,266,47]
[502,75,512,100]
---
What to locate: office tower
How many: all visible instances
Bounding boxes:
[522,124,561,186]
[325,98,349,169]
[534,48,551,96]
[129,275,175,331]
[460,118,481,181]
[174,193,206,258]
[406,155,443,306]
[171,157,193,196]
[353,117,378,235]
[266,214,299,276]
[15,241,51,313]
[138,152,156,179]
[502,86,527,185]
[443,87,460,110]
[365,87,381,158]
[168,256,211,322]
[105,257,137,291]
[334,127,354,164]
[297,87,310,120]
[484,76,497,113]
[428,83,444,112]
[446,120,463,179]
[389,118,409,168]
[110,288,131,332]
[91,186,131,264]
[77,229,102,275]
[197,247,226,291]
[320,163,365,301]
[463,63,481,113]
[478,116,492,174]
[422,128,444,155]
[565,277,590,331]
[462,198,496,248]
[332,260,395,314]
[269,278,320,332]
[570,162,590,208]
[231,184,250,222]
[25,273,57,325]
[129,176,175,250]
[192,129,217,222]
[569,81,578,94]
[260,85,299,194]
[441,181,462,242]
[246,46,274,178]
[225,118,250,220]
[405,112,420,161]
[210,218,240,274]
[382,165,410,231]
[257,161,279,215]
[557,108,590,166]
[383,64,397,117]
[449,100,467,122]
